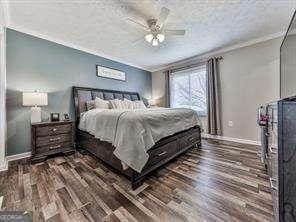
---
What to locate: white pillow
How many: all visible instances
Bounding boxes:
[132,100,146,109]
[123,98,133,109]
[109,99,132,109]
[109,99,122,109]
[94,97,110,109]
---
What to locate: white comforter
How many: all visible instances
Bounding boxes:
[79,108,200,173]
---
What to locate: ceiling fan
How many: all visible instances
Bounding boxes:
[126,7,186,46]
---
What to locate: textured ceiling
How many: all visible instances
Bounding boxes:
[7,0,296,71]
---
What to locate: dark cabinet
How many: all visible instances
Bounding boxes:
[266,98,296,222]
[31,121,75,163]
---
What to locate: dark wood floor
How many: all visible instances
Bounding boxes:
[0,139,274,222]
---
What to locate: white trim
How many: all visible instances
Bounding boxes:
[7,25,151,72]
[0,0,10,26]
[0,196,3,209]
[0,160,7,172]
[6,25,284,73]
[202,133,261,146]
[6,151,31,162]
[0,152,31,172]
[0,12,6,172]
[0,134,261,172]
[152,31,285,72]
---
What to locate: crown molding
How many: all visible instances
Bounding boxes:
[7,25,152,72]
[8,25,284,74]
[7,23,284,74]
[151,31,285,72]
[0,0,10,26]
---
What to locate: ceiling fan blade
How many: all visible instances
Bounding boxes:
[156,7,170,28]
[164,29,186,35]
[126,18,149,31]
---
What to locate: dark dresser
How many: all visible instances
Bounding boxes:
[31,121,75,163]
[265,97,296,222]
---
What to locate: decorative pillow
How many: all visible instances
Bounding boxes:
[85,100,95,111]
[109,99,133,109]
[94,97,110,109]
[123,98,133,109]
[109,99,123,109]
[132,100,147,109]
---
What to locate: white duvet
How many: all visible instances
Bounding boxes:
[79,108,200,173]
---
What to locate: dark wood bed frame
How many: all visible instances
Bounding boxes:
[73,86,201,189]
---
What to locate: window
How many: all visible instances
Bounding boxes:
[170,65,207,115]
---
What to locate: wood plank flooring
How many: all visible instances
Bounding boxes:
[0,139,274,222]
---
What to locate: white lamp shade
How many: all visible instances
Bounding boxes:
[23,92,48,106]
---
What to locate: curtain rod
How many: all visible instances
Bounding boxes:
[170,56,223,73]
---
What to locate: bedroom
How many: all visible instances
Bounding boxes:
[0,0,296,221]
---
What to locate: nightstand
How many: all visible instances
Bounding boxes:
[31,121,75,163]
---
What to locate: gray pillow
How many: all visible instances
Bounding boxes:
[85,100,95,111]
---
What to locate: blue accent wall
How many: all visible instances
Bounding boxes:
[6,29,152,156]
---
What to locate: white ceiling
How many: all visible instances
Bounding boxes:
[7,0,296,71]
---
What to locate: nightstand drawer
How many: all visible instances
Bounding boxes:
[31,121,75,163]
[36,124,72,137]
[35,142,73,154]
[36,134,72,147]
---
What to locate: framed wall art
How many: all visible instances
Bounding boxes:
[96,65,126,81]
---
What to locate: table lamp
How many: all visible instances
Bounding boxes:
[23,92,48,123]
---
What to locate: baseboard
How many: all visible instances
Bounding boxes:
[0,159,8,172]
[0,134,260,171]
[202,133,261,146]
[0,152,32,172]
[6,152,32,162]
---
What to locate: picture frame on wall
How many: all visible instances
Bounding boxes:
[96,65,126,81]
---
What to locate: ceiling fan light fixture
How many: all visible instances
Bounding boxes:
[145,33,154,43]
[152,38,159,46]
[157,33,165,42]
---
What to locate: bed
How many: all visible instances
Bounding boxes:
[73,86,201,189]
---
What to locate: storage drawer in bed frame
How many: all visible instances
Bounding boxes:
[76,125,201,189]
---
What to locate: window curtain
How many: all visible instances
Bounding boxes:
[164,70,171,108]
[206,58,222,135]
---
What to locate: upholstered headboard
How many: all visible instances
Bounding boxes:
[73,86,141,124]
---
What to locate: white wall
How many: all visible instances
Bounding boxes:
[152,37,281,142]
[0,1,7,170]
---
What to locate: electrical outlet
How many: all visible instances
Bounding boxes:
[228,121,234,127]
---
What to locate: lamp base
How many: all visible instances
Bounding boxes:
[31,106,41,123]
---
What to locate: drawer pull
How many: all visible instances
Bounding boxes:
[52,128,57,132]
[49,145,61,150]
[269,145,277,154]
[269,178,277,190]
[49,137,61,142]
[158,151,167,156]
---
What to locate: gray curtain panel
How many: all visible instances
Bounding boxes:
[206,58,222,135]
[164,70,171,108]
